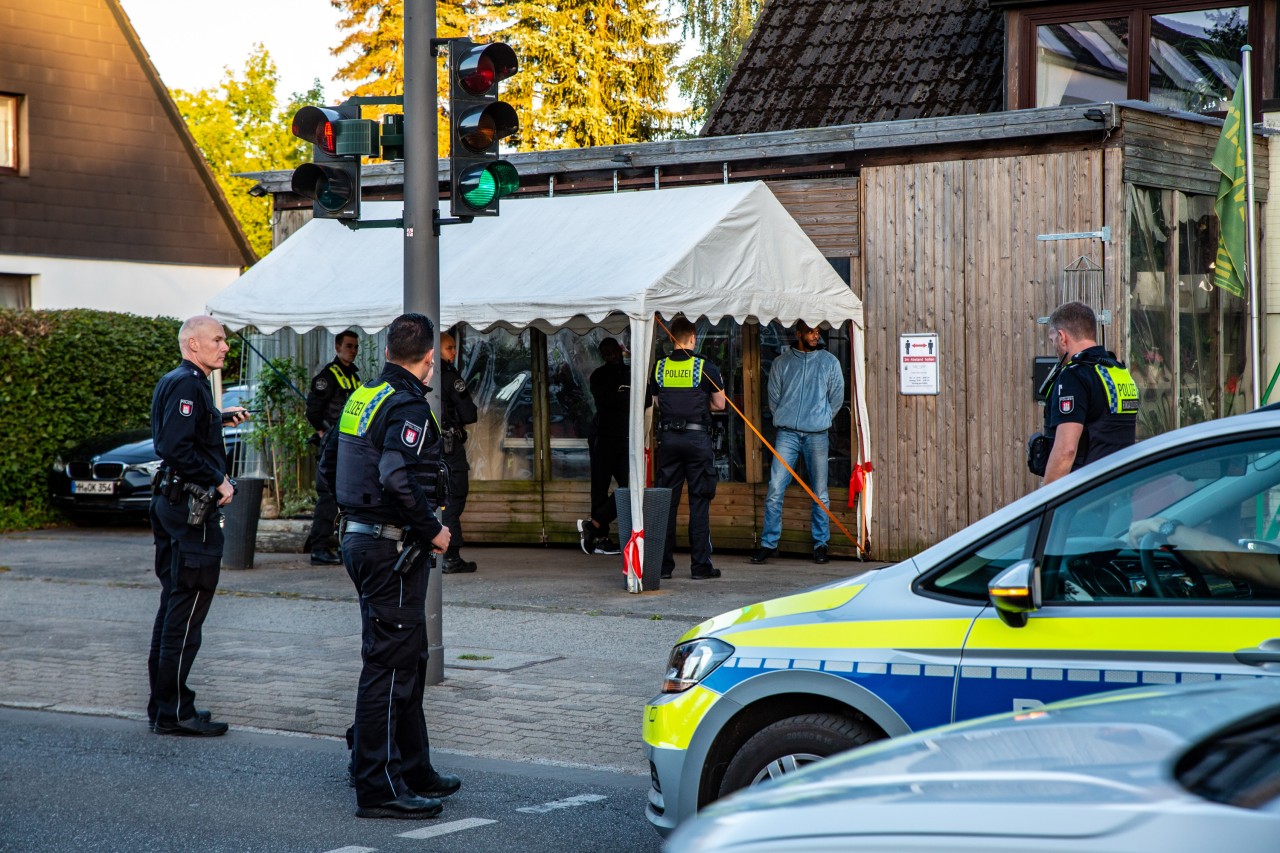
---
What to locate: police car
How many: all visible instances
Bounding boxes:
[644,409,1280,835]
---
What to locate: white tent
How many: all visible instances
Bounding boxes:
[209,181,872,583]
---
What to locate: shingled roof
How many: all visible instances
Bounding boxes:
[701,0,1006,137]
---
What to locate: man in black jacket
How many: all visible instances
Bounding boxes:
[439,331,480,574]
[577,337,629,555]
[147,315,248,737]
[305,330,360,564]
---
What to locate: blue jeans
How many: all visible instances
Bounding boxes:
[760,428,829,549]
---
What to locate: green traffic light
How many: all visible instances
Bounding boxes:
[459,161,520,211]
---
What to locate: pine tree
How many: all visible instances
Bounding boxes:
[330,0,681,151]
[670,0,764,128]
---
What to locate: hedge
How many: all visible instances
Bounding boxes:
[0,309,185,530]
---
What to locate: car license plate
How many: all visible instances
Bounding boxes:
[72,480,115,495]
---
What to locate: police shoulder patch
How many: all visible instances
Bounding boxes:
[401,422,423,447]
[314,376,329,392]
[179,399,194,417]
[1059,395,1075,415]
[453,378,467,394]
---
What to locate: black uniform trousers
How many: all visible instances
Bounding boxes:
[655,429,717,576]
[589,433,629,528]
[306,430,340,552]
[441,447,469,558]
[147,495,222,726]
[343,532,441,807]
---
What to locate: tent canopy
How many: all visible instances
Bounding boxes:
[208,181,862,335]
[208,181,872,574]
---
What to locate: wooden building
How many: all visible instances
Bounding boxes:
[243,0,1276,560]
[0,0,254,317]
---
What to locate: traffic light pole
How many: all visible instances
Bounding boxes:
[404,0,445,686]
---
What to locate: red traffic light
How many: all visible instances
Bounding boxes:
[291,106,342,155]
[457,43,518,95]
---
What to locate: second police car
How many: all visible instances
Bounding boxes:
[644,408,1280,834]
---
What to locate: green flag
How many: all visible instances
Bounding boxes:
[1212,79,1248,298]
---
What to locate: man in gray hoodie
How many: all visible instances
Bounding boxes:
[752,321,845,565]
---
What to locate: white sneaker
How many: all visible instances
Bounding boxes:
[576,518,597,555]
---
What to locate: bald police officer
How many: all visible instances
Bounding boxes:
[147,316,248,737]
[649,317,726,580]
[305,330,360,564]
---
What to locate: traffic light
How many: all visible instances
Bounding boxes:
[290,103,378,220]
[448,39,520,217]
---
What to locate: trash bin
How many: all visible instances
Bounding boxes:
[221,477,266,570]
[614,487,672,592]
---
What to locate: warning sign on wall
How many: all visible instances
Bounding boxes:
[899,333,939,396]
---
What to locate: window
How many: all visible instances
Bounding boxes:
[922,518,1042,601]
[1020,4,1252,114]
[1127,186,1249,437]
[0,274,31,309]
[0,94,18,173]
[1041,436,1280,601]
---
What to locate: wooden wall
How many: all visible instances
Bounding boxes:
[861,149,1118,558]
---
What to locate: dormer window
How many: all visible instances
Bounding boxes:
[1008,3,1258,114]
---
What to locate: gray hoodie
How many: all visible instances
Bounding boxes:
[767,346,844,432]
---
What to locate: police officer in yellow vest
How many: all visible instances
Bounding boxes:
[648,316,727,580]
[320,313,461,820]
[1042,301,1139,485]
[305,330,361,564]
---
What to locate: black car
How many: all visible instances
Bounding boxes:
[48,386,250,524]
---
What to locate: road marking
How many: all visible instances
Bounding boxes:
[516,793,608,814]
[322,847,377,853]
[397,818,497,840]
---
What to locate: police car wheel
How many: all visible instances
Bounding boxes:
[719,712,877,796]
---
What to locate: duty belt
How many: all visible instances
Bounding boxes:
[343,521,407,542]
[660,421,707,432]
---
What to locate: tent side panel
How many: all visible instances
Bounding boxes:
[862,161,969,559]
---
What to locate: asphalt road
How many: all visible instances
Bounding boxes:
[0,708,660,853]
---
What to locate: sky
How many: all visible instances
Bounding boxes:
[118,0,352,102]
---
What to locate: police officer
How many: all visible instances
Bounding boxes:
[321,313,461,820]
[1042,301,1138,485]
[147,315,248,737]
[438,331,479,574]
[305,330,361,565]
[648,316,727,580]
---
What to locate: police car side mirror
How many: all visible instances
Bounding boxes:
[989,559,1042,629]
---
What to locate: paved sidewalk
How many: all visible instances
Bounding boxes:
[0,526,885,776]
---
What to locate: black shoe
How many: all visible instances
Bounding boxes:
[442,556,477,574]
[355,793,443,819]
[750,546,777,564]
[660,568,673,579]
[414,774,462,798]
[576,518,598,555]
[691,568,722,580]
[814,544,829,564]
[311,549,342,565]
[593,538,621,555]
[149,708,210,732]
[154,716,229,737]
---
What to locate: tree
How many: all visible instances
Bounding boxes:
[172,46,322,258]
[670,0,765,128]
[330,0,681,151]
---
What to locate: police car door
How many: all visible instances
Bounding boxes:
[956,434,1280,721]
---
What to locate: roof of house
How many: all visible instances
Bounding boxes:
[701,0,1005,137]
[0,0,255,267]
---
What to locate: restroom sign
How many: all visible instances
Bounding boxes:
[899,333,939,396]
